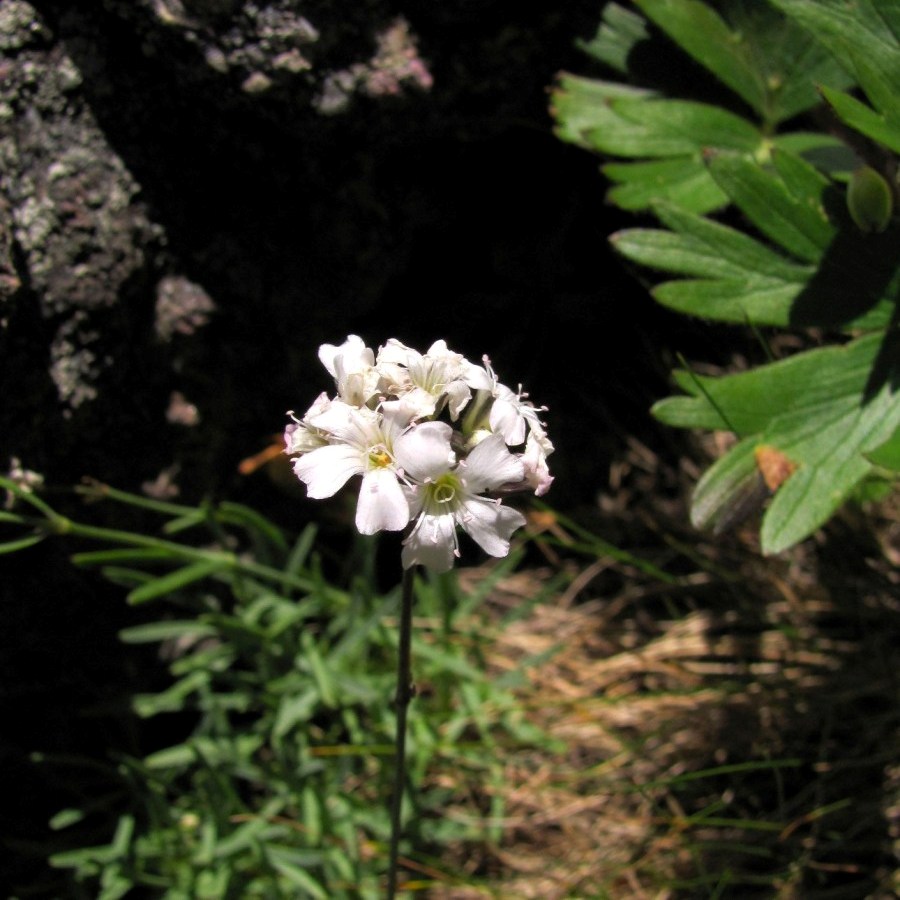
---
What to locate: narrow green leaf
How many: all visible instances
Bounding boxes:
[218,501,288,553]
[273,688,319,739]
[142,743,194,769]
[133,670,209,717]
[0,534,44,554]
[300,633,337,708]
[126,559,224,605]
[118,620,218,644]
[270,859,329,899]
[49,808,86,830]
[285,524,317,575]
[71,547,174,566]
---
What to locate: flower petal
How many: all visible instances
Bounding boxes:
[318,334,373,378]
[394,421,455,483]
[489,393,527,445]
[293,444,362,498]
[458,496,526,558]
[356,468,409,534]
[462,433,524,493]
[402,511,458,571]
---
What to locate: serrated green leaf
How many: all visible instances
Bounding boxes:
[707,150,835,262]
[631,201,810,280]
[657,333,885,435]
[773,132,860,177]
[636,0,852,125]
[551,74,655,148]
[821,85,900,155]
[592,98,761,157]
[604,158,729,213]
[577,2,650,72]
[633,0,768,114]
[772,0,900,121]
[654,277,806,325]
[609,201,896,329]
[661,333,900,553]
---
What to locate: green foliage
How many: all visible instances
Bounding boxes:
[552,0,900,553]
[2,478,557,897]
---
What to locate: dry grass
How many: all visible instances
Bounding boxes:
[425,442,900,899]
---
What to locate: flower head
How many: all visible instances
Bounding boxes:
[285,336,553,571]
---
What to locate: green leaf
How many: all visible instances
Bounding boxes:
[604,157,729,214]
[690,438,765,533]
[867,425,900,471]
[118,620,218,644]
[847,166,894,233]
[590,97,762,157]
[660,333,900,552]
[820,85,900,155]
[706,150,835,263]
[72,547,174,566]
[772,0,900,121]
[126,559,225,605]
[576,2,650,73]
[635,0,853,125]
[633,0,769,115]
[133,670,209,717]
[0,533,44,554]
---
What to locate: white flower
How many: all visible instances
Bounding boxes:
[376,338,472,420]
[463,356,549,448]
[286,336,552,570]
[292,401,434,534]
[318,335,381,407]
[522,432,554,497]
[284,391,333,455]
[397,432,526,572]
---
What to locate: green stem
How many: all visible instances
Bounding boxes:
[387,566,416,899]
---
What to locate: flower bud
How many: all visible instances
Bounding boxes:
[847,166,893,233]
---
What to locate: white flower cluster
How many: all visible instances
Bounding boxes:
[285,335,553,572]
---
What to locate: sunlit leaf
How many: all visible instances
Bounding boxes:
[820,85,900,155]
[576,2,650,73]
[866,425,900,471]
[706,150,835,263]
[635,0,853,125]
[657,333,900,552]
